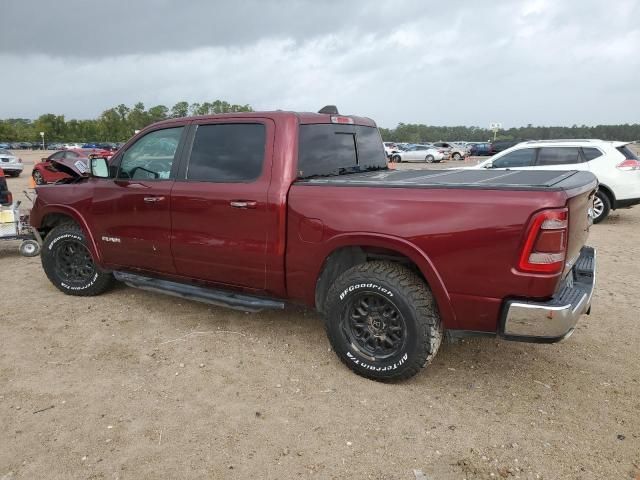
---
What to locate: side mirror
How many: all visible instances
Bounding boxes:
[483,161,493,169]
[90,157,109,178]
[41,157,48,162]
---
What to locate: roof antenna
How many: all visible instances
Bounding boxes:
[318,105,339,114]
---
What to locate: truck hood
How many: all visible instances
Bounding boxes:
[51,157,89,178]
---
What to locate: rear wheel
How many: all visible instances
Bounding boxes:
[32,170,45,185]
[425,155,435,163]
[392,154,401,163]
[324,262,443,381]
[41,224,113,296]
[452,152,462,161]
[592,190,611,224]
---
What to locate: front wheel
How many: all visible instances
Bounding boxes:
[392,155,401,163]
[425,155,434,163]
[452,152,462,161]
[324,262,443,381]
[592,190,611,224]
[32,170,45,185]
[41,224,114,296]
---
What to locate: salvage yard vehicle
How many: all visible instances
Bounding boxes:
[30,107,598,381]
[390,144,444,163]
[463,139,640,223]
[0,148,23,177]
[33,148,113,185]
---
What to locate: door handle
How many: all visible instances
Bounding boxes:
[143,196,165,203]
[229,200,257,209]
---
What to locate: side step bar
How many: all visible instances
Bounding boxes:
[113,271,285,313]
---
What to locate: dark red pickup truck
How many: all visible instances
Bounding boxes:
[30,108,598,381]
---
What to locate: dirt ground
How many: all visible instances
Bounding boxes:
[1,151,639,480]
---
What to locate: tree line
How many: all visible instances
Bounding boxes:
[1,101,638,143]
[0,100,253,143]
[378,123,640,143]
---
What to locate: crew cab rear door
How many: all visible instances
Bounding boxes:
[170,119,275,290]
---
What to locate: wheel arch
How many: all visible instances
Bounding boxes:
[38,206,103,264]
[314,234,456,328]
[597,183,616,209]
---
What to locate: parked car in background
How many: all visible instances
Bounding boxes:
[0,143,10,150]
[33,148,113,185]
[390,144,444,163]
[63,143,84,149]
[461,139,640,223]
[383,142,398,157]
[0,149,23,177]
[468,143,493,156]
[491,140,522,153]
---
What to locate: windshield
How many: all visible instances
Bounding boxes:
[298,124,387,178]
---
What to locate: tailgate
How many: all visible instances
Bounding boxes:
[564,181,597,275]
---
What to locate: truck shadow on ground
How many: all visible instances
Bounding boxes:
[111,284,572,387]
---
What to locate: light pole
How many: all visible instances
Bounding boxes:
[39,131,45,150]
[489,122,502,142]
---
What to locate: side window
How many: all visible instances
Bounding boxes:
[582,147,603,161]
[64,151,79,159]
[50,152,64,160]
[537,147,580,166]
[118,127,183,180]
[492,148,536,168]
[187,123,266,182]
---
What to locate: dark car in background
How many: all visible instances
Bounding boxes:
[469,142,493,156]
[491,140,523,153]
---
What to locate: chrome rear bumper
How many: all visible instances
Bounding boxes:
[501,246,596,343]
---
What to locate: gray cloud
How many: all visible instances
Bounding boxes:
[1,0,639,127]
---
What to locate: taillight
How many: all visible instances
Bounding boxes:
[518,208,568,274]
[616,159,640,171]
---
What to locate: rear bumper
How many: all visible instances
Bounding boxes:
[0,164,23,172]
[500,246,596,343]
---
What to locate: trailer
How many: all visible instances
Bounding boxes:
[0,192,42,257]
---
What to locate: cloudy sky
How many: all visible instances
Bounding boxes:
[1,0,638,128]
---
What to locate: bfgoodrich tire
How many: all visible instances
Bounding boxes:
[324,262,443,381]
[41,224,113,296]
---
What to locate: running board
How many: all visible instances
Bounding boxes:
[113,271,285,313]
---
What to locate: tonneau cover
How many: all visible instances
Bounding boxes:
[296,169,598,192]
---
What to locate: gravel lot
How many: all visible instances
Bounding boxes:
[1,151,639,480]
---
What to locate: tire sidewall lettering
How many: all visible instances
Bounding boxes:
[46,230,96,291]
[339,283,394,301]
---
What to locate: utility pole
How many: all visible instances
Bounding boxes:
[489,122,502,142]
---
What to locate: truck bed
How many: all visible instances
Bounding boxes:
[296,169,596,192]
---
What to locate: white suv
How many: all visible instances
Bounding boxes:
[464,140,640,223]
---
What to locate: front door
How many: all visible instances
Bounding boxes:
[170,120,275,290]
[89,126,186,274]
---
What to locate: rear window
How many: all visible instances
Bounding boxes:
[298,124,387,178]
[187,123,265,182]
[537,147,581,166]
[582,147,603,161]
[617,145,638,160]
